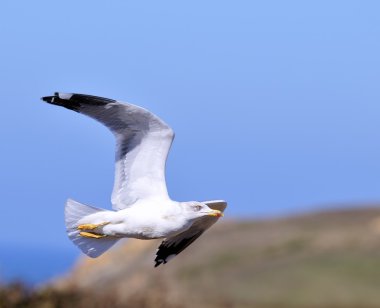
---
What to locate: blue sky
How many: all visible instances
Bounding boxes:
[1,1,380,283]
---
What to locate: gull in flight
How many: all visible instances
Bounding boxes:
[42,93,227,267]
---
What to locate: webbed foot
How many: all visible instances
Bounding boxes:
[79,231,107,239]
[77,222,110,230]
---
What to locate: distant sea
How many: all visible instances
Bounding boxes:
[0,244,77,286]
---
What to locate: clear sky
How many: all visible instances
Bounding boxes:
[1,1,380,283]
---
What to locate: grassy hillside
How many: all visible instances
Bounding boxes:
[3,207,380,307]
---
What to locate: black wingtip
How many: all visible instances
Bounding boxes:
[42,92,117,113]
[41,92,80,112]
[41,92,59,103]
[41,95,55,103]
[154,260,165,268]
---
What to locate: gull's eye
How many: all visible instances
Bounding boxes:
[192,205,202,212]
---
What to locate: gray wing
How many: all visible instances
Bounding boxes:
[42,92,174,210]
[154,200,227,267]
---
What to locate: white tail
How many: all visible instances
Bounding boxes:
[65,199,119,258]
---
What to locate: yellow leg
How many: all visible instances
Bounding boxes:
[79,231,107,239]
[77,222,110,230]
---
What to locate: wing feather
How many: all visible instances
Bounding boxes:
[154,200,227,267]
[42,93,174,210]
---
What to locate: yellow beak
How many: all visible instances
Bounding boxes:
[208,210,224,217]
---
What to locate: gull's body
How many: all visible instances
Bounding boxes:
[42,93,227,266]
[77,199,191,239]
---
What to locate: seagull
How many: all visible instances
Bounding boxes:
[42,93,227,267]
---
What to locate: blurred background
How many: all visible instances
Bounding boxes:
[1,1,380,307]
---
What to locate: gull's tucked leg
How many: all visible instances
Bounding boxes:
[79,231,107,239]
[78,222,112,239]
[77,222,110,230]
[65,199,120,257]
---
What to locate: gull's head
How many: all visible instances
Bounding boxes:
[181,201,223,220]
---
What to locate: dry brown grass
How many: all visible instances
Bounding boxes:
[3,207,380,308]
